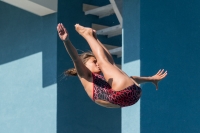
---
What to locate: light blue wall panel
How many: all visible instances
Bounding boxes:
[122,60,141,133]
[0,2,57,133]
[0,53,56,133]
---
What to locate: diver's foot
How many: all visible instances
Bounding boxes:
[75,24,93,37]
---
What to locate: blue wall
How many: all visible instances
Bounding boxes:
[0,2,57,133]
[1,0,199,132]
[140,0,200,133]
[57,0,121,133]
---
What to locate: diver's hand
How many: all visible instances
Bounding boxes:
[57,23,69,41]
[151,69,167,90]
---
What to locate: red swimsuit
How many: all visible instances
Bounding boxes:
[92,73,142,107]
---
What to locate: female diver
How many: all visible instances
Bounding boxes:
[57,23,167,108]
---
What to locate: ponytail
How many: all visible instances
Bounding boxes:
[64,68,77,76]
[64,51,95,77]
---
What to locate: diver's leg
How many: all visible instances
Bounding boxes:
[75,24,134,91]
[92,30,116,65]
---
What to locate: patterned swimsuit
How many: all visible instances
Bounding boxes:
[92,73,142,107]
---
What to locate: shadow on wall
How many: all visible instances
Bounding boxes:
[123,0,140,64]
[0,2,57,88]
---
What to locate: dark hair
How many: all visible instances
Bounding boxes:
[64,51,95,76]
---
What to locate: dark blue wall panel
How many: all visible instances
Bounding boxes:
[140,0,200,133]
[57,0,121,133]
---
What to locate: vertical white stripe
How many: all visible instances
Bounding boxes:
[121,0,140,132]
[122,60,140,133]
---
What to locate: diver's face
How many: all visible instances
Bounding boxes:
[85,57,101,73]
